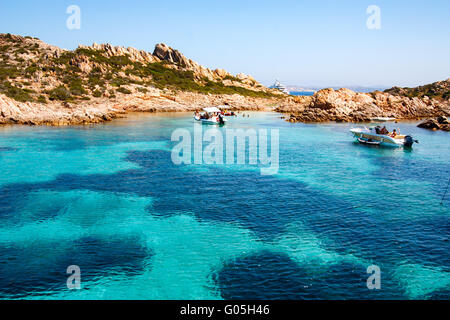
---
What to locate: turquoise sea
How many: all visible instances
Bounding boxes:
[0,112,448,300]
[289,91,315,96]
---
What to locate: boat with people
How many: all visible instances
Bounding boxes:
[350,125,418,148]
[215,105,237,117]
[194,106,228,124]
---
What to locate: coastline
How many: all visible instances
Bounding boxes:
[2,87,450,127]
[0,91,281,126]
[2,88,449,127]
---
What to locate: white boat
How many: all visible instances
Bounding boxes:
[350,126,418,148]
[194,106,228,125]
[370,117,397,122]
[269,80,290,94]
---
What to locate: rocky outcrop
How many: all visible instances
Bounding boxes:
[0,90,279,126]
[152,43,263,87]
[78,43,160,64]
[417,116,450,131]
[153,43,218,80]
[277,85,450,123]
[0,93,123,125]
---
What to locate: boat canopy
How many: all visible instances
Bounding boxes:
[203,106,222,113]
[216,105,229,109]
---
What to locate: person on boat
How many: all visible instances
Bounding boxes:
[390,129,397,138]
[380,126,389,135]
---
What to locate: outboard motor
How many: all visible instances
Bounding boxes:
[219,114,225,125]
[404,135,414,147]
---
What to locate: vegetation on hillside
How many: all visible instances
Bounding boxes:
[384,80,450,101]
[0,34,277,104]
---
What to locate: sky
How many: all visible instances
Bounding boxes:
[1,0,449,88]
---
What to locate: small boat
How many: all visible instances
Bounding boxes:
[350,126,418,148]
[194,106,227,125]
[370,117,397,122]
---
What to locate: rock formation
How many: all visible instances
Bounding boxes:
[417,116,450,131]
[277,82,450,123]
[152,43,261,86]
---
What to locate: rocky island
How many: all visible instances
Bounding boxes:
[0,33,449,126]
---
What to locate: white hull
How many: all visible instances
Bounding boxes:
[350,127,414,148]
[194,115,227,124]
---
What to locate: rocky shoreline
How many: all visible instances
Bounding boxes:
[2,85,450,126]
[0,90,280,126]
[276,84,450,124]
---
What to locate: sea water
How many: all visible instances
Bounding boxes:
[0,112,448,299]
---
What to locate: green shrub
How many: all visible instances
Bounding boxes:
[136,87,148,93]
[136,62,276,98]
[74,48,133,70]
[111,76,131,87]
[88,74,106,89]
[0,81,34,102]
[15,47,29,55]
[54,51,76,66]
[117,87,131,94]
[24,64,39,76]
[48,86,72,101]
[64,76,87,96]
[0,45,11,52]
[443,91,450,100]
[0,66,19,80]
[223,75,242,82]
[37,95,47,103]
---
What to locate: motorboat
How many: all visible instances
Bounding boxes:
[350,126,418,148]
[269,80,290,94]
[194,106,227,124]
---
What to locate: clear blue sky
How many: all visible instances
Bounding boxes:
[1,0,449,87]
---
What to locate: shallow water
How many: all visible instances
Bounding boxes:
[0,112,448,299]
